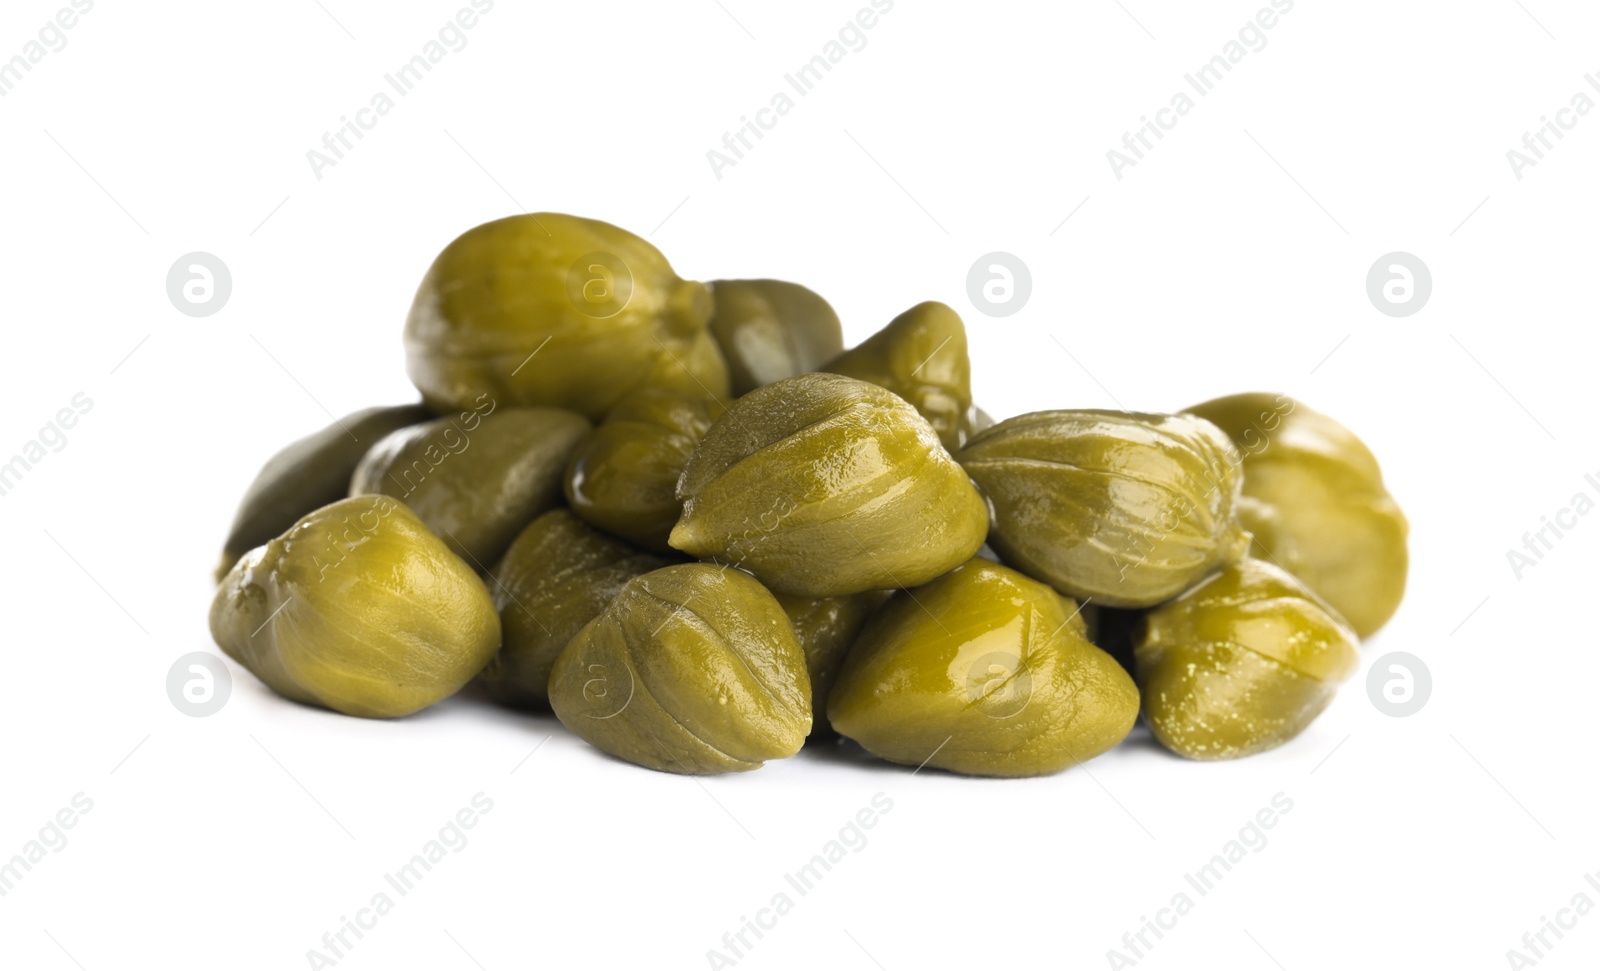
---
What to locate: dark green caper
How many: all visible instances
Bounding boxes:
[771,589,891,737]
[216,404,430,581]
[350,404,590,568]
[707,279,843,395]
[564,389,726,553]
[479,510,671,709]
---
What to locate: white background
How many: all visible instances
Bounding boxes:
[1,1,1596,969]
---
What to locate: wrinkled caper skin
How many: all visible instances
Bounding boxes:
[548,564,811,774]
[1185,392,1409,637]
[404,213,730,421]
[478,510,671,709]
[564,389,727,554]
[823,301,978,451]
[828,559,1139,777]
[210,496,501,718]
[772,589,891,738]
[350,404,590,569]
[957,410,1251,608]
[708,279,843,395]
[216,404,430,582]
[1135,558,1359,760]
[670,373,989,597]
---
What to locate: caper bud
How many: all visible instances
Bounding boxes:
[823,300,978,451]
[350,404,590,568]
[771,589,891,737]
[1185,392,1409,637]
[1135,558,1359,760]
[564,389,726,553]
[404,213,730,421]
[707,279,843,395]
[957,410,1251,607]
[828,559,1139,777]
[670,373,989,597]
[479,510,671,709]
[210,496,501,718]
[216,403,430,582]
[548,564,811,774]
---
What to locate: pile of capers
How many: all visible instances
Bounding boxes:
[210,212,1409,776]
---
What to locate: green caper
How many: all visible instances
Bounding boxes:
[771,589,891,738]
[548,564,811,774]
[827,559,1139,777]
[216,403,430,582]
[1135,558,1359,760]
[564,389,726,553]
[823,300,978,451]
[957,410,1251,607]
[349,403,590,568]
[707,279,843,395]
[210,496,501,718]
[479,510,671,709]
[404,213,729,421]
[670,372,989,597]
[1185,392,1408,637]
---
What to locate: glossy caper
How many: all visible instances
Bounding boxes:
[564,389,726,553]
[957,410,1251,607]
[670,373,988,597]
[478,510,671,709]
[210,496,501,718]
[823,300,978,451]
[1185,392,1409,637]
[828,559,1139,777]
[349,403,590,568]
[707,279,843,395]
[215,403,430,582]
[404,213,730,421]
[1135,558,1359,760]
[548,564,811,774]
